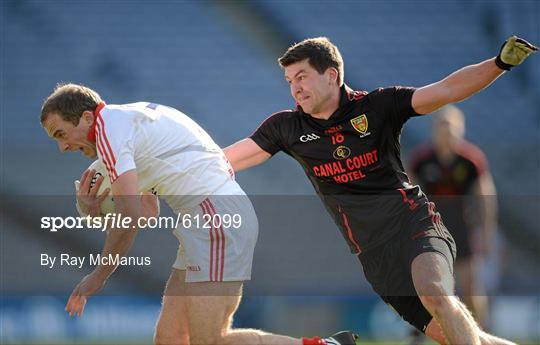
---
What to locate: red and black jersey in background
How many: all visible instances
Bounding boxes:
[408,141,488,259]
[251,85,430,253]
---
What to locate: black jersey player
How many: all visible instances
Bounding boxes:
[225,36,536,344]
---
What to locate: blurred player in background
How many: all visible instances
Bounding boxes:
[40,84,356,345]
[407,105,498,343]
[225,36,537,344]
[408,105,497,328]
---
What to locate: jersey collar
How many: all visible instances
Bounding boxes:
[87,102,105,143]
[299,85,367,122]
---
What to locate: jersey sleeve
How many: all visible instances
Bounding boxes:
[95,108,136,183]
[249,112,291,155]
[368,86,420,129]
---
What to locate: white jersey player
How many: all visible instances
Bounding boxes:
[40,83,356,345]
[90,101,257,283]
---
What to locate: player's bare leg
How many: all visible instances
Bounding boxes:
[426,316,516,345]
[455,302,516,345]
[154,269,190,344]
[415,253,515,345]
[154,270,300,345]
[185,280,302,345]
[456,258,488,328]
[412,252,481,344]
[154,269,190,345]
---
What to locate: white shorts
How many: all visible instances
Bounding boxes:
[172,183,258,282]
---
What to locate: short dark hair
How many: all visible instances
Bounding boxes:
[40,83,103,125]
[278,37,344,86]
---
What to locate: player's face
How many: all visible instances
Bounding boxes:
[43,112,97,158]
[284,59,335,116]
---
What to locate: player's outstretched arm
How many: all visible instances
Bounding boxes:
[412,35,538,115]
[224,138,272,172]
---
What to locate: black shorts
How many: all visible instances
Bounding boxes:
[358,200,456,332]
[435,214,474,262]
[445,219,472,261]
[431,198,472,261]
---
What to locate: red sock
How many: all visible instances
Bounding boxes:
[302,336,325,345]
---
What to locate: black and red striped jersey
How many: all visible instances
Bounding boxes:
[408,141,489,240]
[408,141,487,196]
[250,85,424,252]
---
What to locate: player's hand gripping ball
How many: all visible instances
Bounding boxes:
[74,160,115,216]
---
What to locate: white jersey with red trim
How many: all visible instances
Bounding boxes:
[94,102,238,212]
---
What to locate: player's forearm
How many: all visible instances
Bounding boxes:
[93,227,139,280]
[93,201,142,280]
[439,58,505,104]
[228,157,259,172]
[412,58,506,114]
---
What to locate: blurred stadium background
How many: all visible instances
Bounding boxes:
[1,0,539,344]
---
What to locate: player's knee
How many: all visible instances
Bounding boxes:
[419,294,445,313]
[154,326,189,345]
[417,283,453,315]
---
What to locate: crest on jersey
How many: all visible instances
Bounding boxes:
[333,145,351,160]
[351,114,368,135]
